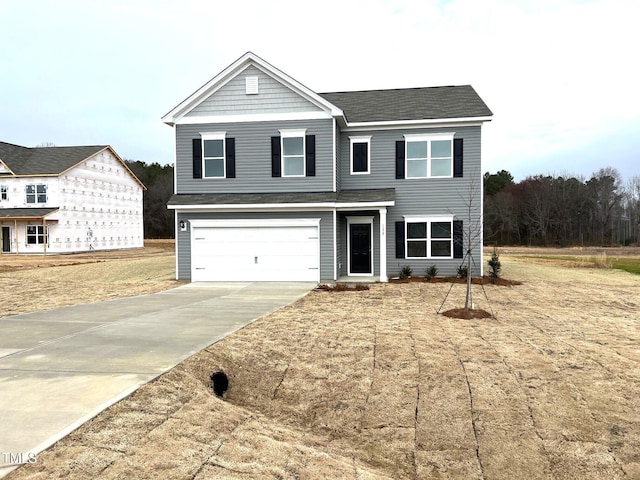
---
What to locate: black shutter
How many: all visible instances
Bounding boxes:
[453,138,463,178]
[453,220,463,258]
[305,135,315,176]
[395,141,405,179]
[225,138,235,178]
[395,221,405,259]
[271,136,281,177]
[192,139,202,179]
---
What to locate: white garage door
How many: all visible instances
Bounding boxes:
[190,219,320,282]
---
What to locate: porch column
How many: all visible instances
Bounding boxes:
[379,207,387,282]
[43,218,47,255]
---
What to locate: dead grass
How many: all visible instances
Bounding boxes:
[0,240,180,318]
[6,246,640,479]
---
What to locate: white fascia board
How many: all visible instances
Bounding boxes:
[162,52,344,125]
[341,116,493,132]
[169,200,394,212]
[174,110,332,125]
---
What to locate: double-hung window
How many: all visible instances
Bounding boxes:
[26,225,48,245]
[405,134,454,178]
[26,184,47,203]
[405,216,453,258]
[202,132,226,178]
[350,136,371,174]
[280,129,306,177]
[1,185,7,201]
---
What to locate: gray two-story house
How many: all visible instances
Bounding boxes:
[163,52,492,283]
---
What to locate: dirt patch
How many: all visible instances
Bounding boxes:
[6,247,640,479]
[315,283,370,292]
[441,308,493,319]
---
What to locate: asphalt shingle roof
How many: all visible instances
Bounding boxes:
[0,207,59,219]
[0,142,106,175]
[319,85,492,123]
[168,188,395,207]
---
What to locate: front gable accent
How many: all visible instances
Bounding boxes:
[162,52,344,126]
[185,65,325,119]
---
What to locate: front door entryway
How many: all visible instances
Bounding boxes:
[349,222,372,275]
[2,226,10,253]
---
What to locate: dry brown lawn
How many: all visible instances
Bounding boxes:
[4,246,640,479]
[0,240,180,318]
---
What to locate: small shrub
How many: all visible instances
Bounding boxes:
[488,247,501,283]
[399,265,413,280]
[425,264,438,280]
[457,264,468,279]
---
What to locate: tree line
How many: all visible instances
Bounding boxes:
[125,160,174,238]
[484,167,640,246]
[125,159,640,246]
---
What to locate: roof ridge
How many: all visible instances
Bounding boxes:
[320,85,472,95]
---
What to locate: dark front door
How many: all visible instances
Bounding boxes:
[350,223,372,274]
[2,226,10,253]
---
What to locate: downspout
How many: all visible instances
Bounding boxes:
[15,219,18,254]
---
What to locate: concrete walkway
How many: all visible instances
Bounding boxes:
[0,282,313,477]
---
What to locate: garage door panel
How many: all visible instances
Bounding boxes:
[191,224,319,282]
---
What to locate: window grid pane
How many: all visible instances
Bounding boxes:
[407,222,427,239]
[203,139,223,158]
[431,240,452,257]
[284,156,304,176]
[407,241,427,258]
[407,159,427,178]
[431,222,451,239]
[283,137,303,156]
[407,141,427,159]
[204,158,224,177]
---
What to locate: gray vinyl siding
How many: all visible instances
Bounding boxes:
[339,125,483,277]
[186,65,323,117]
[175,210,334,281]
[176,119,334,193]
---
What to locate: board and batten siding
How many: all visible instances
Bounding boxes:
[340,125,484,276]
[186,65,323,118]
[176,210,334,281]
[176,119,334,194]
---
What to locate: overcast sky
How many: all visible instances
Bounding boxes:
[2,0,638,182]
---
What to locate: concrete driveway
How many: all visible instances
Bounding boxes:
[0,282,313,477]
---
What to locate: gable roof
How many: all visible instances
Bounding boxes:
[163,52,492,127]
[319,86,493,124]
[0,141,146,189]
[0,142,107,175]
[162,52,343,125]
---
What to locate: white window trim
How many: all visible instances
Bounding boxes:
[404,133,455,179]
[280,128,306,178]
[349,136,371,175]
[404,215,454,259]
[200,132,226,179]
[346,216,374,276]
